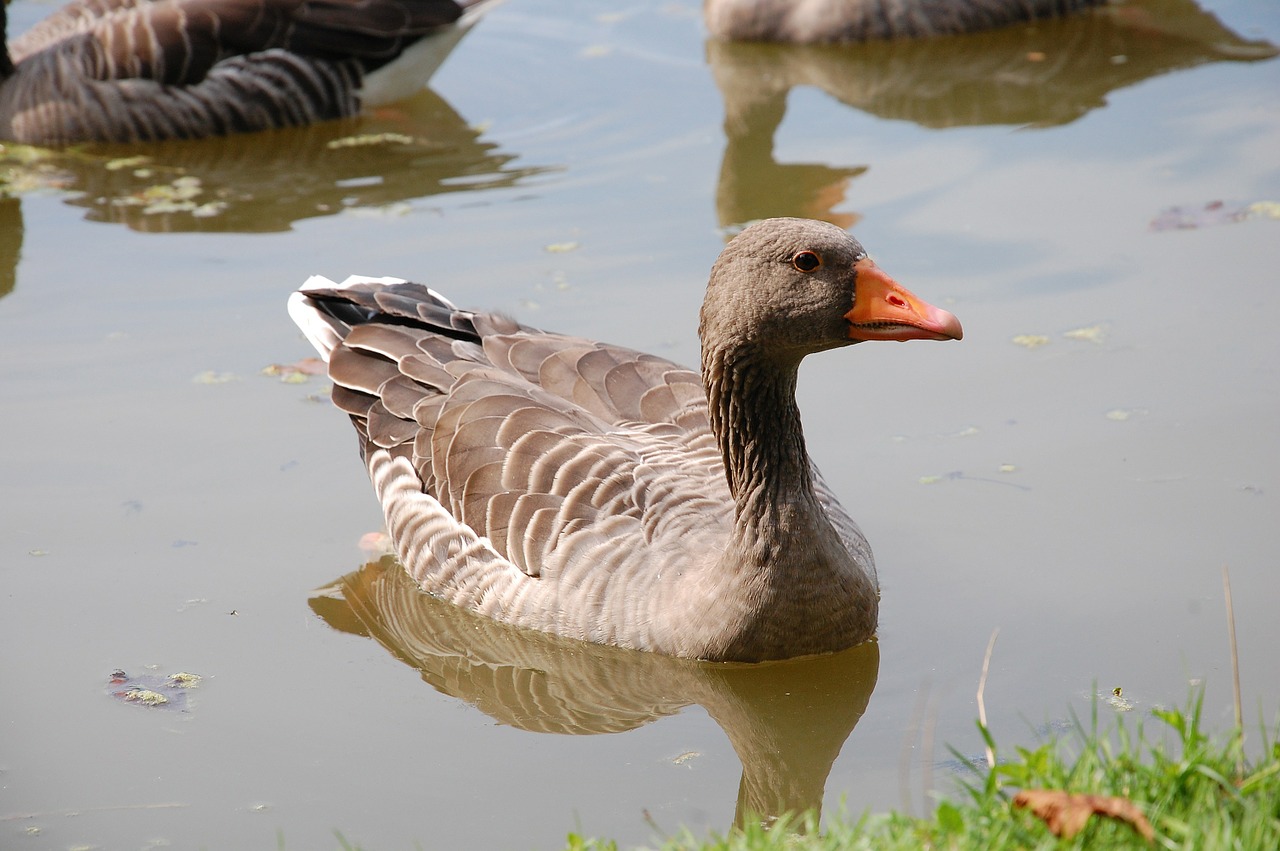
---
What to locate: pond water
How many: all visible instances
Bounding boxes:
[2,0,1279,848]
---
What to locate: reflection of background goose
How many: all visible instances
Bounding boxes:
[705,0,1104,42]
[311,556,880,828]
[710,44,868,233]
[708,0,1277,229]
[30,87,547,233]
[0,195,19,300]
[290,218,962,662]
[1,0,495,144]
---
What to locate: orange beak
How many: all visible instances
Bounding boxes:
[845,259,963,342]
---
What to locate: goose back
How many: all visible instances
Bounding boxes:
[1,0,486,143]
[704,0,1105,42]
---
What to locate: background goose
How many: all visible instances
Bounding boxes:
[704,0,1103,42]
[1,0,494,144]
[288,218,963,662]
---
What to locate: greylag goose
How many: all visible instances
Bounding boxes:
[704,0,1103,42]
[288,218,963,662]
[1,0,494,144]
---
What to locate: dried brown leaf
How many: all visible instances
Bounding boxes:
[1013,788,1154,842]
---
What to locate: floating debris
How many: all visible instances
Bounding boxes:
[917,471,1032,491]
[544,241,580,254]
[1011,334,1051,349]
[121,688,169,707]
[1105,408,1147,422]
[1106,686,1135,712]
[344,202,413,219]
[998,464,1018,473]
[1063,325,1106,344]
[192,370,238,385]
[672,751,700,766]
[109,669,202,711]
[1150,199,1280,231]
[326,132,414,149]
[104,155,152,171]
[0,144,77,194]
[261,357,327,383]
[1250,200,1280,219]
[106,174,229,218]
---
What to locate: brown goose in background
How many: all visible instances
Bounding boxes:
[704,0,1103,42]
[0,0,496,144]
[288,218,963,662]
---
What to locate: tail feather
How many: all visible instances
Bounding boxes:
[289,275,398,361]
[289,274,471,363]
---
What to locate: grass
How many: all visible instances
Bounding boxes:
[562,691,1280,850]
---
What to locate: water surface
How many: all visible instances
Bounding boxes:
[2,0,1279,848]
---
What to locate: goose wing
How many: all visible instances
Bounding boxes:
[293,279,726,581]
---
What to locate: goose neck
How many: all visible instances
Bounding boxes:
[702,344,819,531]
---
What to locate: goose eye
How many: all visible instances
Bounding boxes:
[792,251,822,273]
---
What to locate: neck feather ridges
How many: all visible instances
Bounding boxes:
[702,345,821,534]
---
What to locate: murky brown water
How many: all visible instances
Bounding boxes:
[3,0,1278,847]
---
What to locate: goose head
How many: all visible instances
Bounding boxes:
[699,217,961,365]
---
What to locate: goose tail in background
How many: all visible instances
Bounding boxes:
[361,0,507,106]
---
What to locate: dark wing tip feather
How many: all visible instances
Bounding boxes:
[300,280,481,343]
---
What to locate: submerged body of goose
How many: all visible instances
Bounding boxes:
[704,0,1104,42]
[1,0,493,144]
[289,218,962,662]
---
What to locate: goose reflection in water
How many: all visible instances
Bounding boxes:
[708,0,1278,231]
[0,85,549,298]
[0,195,18,300]
[310,557,879,830]
[17,87,547,235]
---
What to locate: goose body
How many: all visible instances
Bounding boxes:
[288,218,962,662]
[704,0,1103,42]
[0,0,493,144]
